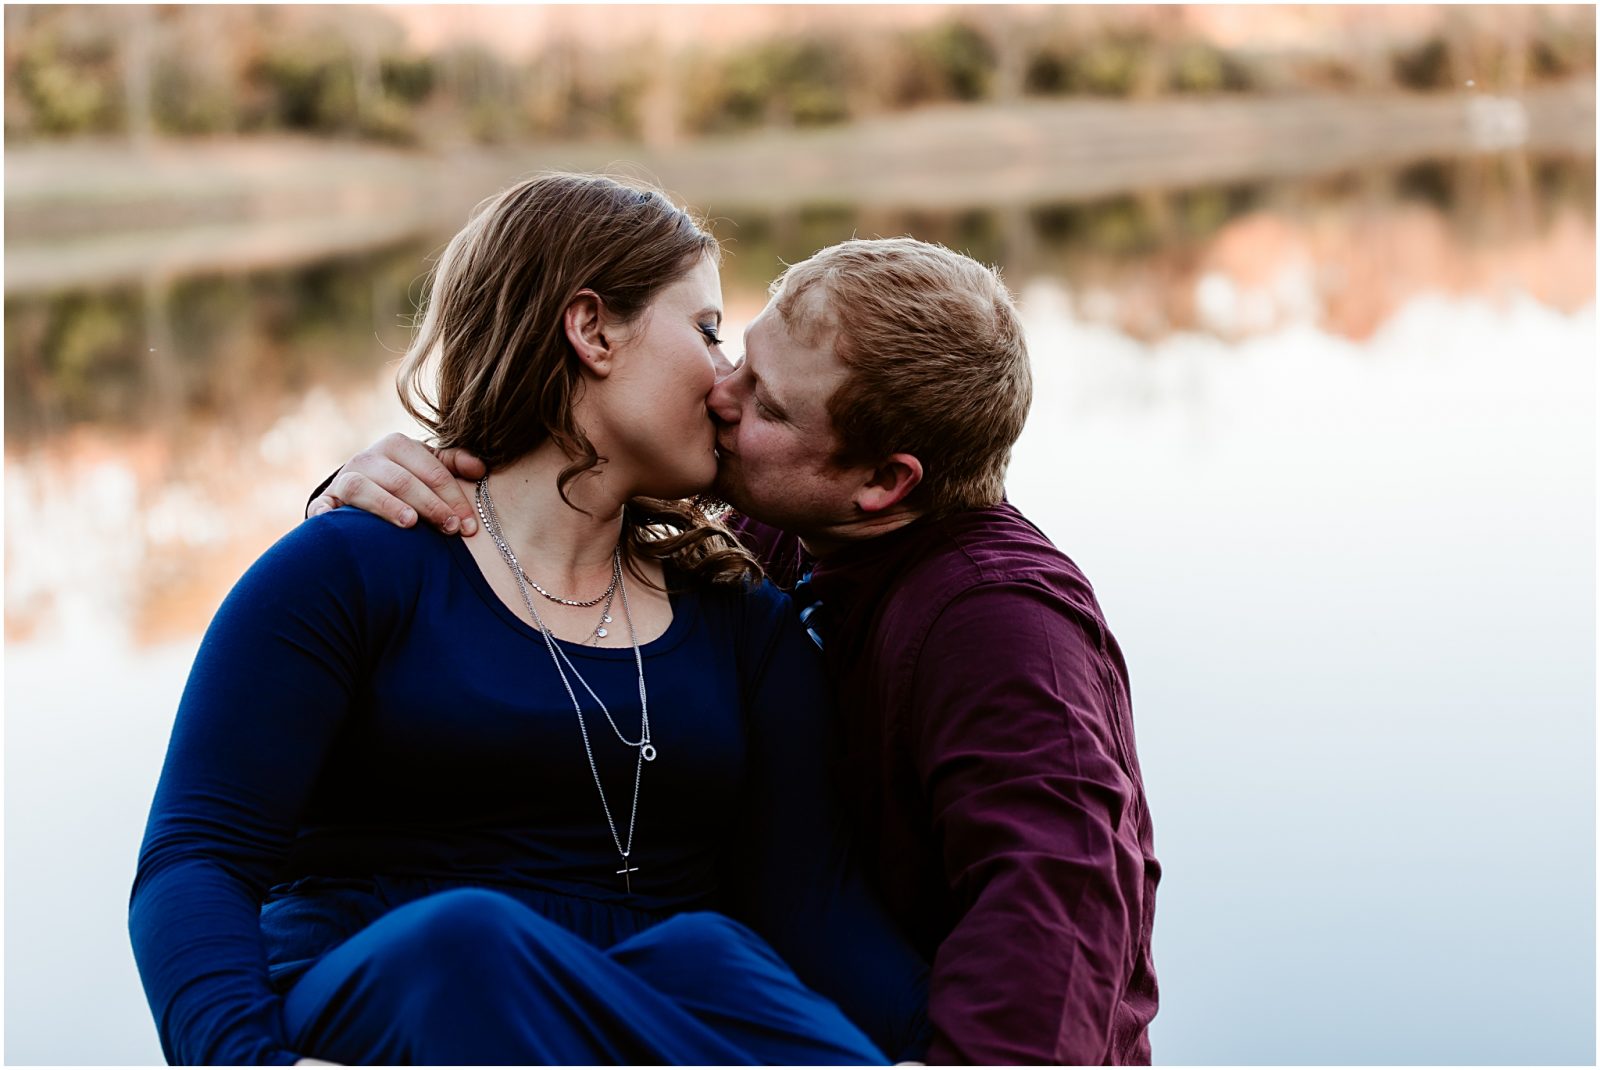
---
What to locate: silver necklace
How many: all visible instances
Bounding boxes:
[588,582,617,644]
[470,482,620,609]
[521,563,618,608]
[476,478,655,893]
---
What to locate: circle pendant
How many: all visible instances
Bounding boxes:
[596,627,608,638]
[641,744,657,762]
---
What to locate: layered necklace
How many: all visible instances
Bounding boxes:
[475,477,656,894]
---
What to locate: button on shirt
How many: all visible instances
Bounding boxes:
[731,502,1159,1065]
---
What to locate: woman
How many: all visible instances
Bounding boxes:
[129,174,927,1065]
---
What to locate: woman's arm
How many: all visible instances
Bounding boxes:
[129,516,380,1065]
[723,583,931,1062]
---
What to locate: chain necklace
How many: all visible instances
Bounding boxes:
[472,485,621,609]
[475,477,655,893]
[521,563,618,608]
[587,583,617,644]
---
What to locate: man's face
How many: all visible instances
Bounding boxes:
[708,292,861,537]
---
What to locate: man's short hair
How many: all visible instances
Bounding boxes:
[770,237,1032,517]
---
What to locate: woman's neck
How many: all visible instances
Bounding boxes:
[474,444,628,591]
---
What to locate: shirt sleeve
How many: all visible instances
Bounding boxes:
[304,466,342,517]
[910,582,1145,1065]
[722,582,932,1061]
[128,515,380,1065]
[722,513,809,590]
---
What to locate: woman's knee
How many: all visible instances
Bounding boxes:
[630,910,772,968]
[364,888,547,977]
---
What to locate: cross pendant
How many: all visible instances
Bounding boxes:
[616,858,640,893]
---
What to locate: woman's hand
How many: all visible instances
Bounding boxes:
[308,433,486,535]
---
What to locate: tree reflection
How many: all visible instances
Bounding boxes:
[4,239,431,442]
[5,155,1593,445]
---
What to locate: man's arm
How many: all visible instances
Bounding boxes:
[910,583,1146,1065]
[720,512,811,591]
[305,433,485,534]
[723,582,931,1061]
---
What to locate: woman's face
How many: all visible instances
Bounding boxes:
[594,252,727,499]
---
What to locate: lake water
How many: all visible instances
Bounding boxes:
[5,154,1594,1064]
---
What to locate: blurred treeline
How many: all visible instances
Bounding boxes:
[5,240,428,437]
[6,4,1595,147]
[11,149,1595,437]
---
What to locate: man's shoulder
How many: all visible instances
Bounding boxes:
[894,502,1096,605]
[875,502,1117,665]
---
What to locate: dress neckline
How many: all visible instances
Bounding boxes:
[444,532,698,660]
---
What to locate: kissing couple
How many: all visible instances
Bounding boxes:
[132,173,1158,1065]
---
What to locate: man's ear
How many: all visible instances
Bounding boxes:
[564,289,614,377]
[854,453,923,514]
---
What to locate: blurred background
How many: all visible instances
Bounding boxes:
[4,4,1595,1064]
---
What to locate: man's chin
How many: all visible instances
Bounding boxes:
[711,467,754,517]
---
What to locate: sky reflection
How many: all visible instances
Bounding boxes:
[4,168,1594,1063]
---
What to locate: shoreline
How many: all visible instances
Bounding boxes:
[5,79,1593,295]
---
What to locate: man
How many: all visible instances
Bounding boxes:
[315,237,1159,1064]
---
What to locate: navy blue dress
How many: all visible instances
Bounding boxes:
[129,508,928,1064]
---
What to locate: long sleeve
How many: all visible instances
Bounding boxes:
[722,512,810,590]
[911,582,1146,1065]
[723,583,931,1062]
[129,517,378,1065]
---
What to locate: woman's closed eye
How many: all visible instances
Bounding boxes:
[698,324,725,347]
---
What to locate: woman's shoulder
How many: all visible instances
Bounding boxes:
[299,503,430,542]
[255,507,452,594]
[689,572,794,629]
[687,573,813,684]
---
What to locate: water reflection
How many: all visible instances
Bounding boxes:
[7,155,1593,444]
[5,156,1596,650]
[5,240,434,438]
[3,154,1595,1064]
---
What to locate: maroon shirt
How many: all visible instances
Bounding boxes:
[733,502,1159,1064]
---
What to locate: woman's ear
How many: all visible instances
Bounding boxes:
[564,289,614,377]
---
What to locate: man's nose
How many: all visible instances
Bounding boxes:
[707,373,740,424]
